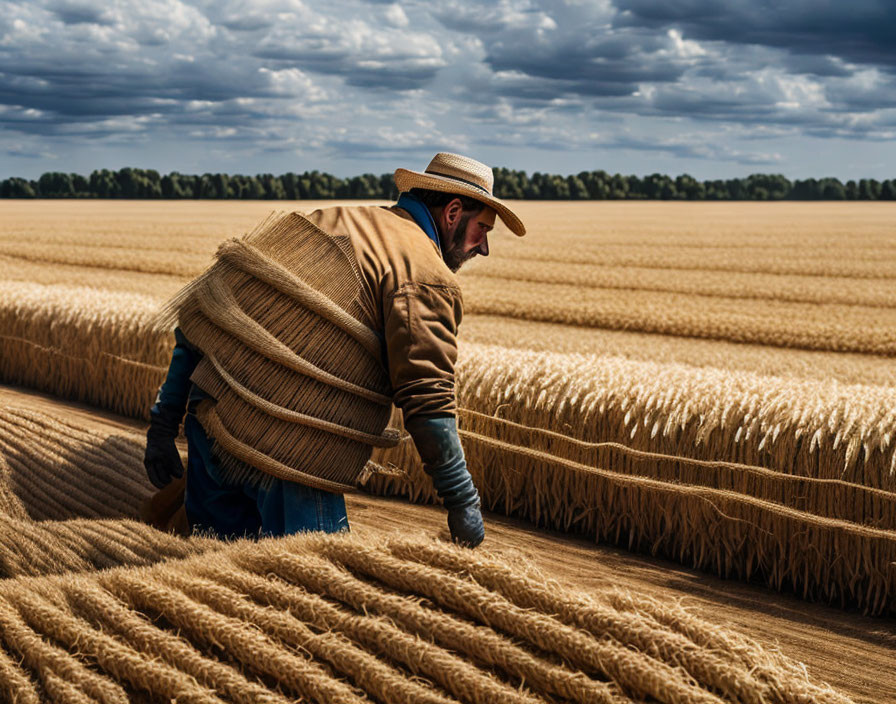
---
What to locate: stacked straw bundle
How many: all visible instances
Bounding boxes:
[0,532,854,704]
[157,212,399,490]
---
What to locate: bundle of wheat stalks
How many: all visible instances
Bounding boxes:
[158,212,398,489]
[0,531,854,704]
[0,281,169,418]
[368,343,896,615]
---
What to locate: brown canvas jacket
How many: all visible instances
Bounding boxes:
[303,205,462,422]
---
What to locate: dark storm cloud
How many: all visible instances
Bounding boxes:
[615,1,896,70]
[51,4,110,25]
[253,22,445,89]
[254,43,442,89]
[0,0,444,148]
[0,62,275,120]
[430,0,894,136]
[434,2,693,102]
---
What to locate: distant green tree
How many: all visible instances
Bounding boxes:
[566,175,589,200]
[38,172,74,197]
[675,174,704,200]
[0,178,37,197]
[281,172,299,200]
[792,179,821,200]
[704,180,729,200]
[3,167,893,200]
[821,178,846,200]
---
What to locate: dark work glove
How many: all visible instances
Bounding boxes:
[144,401,185,489]
[404,415,484,548]
[144,327,202,489]
[447,505,485,548]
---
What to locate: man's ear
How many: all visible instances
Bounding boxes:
[442,197,464,228]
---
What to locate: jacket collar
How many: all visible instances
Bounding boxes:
[396,192,442,255]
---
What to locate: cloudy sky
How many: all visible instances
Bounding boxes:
[1,0,895,180]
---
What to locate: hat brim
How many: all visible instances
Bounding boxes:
[394,168,526,236]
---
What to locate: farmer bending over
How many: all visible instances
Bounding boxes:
[143,152,526,546]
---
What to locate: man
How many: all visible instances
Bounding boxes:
[143,152,526,546]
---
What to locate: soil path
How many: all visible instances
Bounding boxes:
[1,384,893,703]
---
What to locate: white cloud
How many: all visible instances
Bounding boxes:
[384,3,409,28]
[666,28,705,59]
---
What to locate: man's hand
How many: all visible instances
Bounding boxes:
[448,504,484,547]
[144,402,185,489]
[404,414,484,549]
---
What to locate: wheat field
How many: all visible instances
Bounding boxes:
[0,199,893,701]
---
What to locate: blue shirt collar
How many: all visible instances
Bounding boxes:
[396,192,442,255]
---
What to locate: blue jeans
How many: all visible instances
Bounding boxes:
[183,413,349,540]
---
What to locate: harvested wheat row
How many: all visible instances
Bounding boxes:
[0,241,212,278]
[454,344,896,490]
[157,566,465,704]
[216,549,615,703]
[388,538,851,704]
[0,514,213,578]
[0,254,190,298]
[0,282,169,418]
[462,277,896,355]
[0,453,27,520]
[460,317,896,387]
[0,532,854,704]
[64,578,290,704]
[0,405,156,520]
[486,240,896,279]
[459,409,896,530]
[372,429,896,615]
[464,259,896,308]
[0,595,131,704]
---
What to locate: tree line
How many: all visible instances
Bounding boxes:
[2,167,895,200]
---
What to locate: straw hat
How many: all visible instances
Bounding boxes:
[394,152,526,236]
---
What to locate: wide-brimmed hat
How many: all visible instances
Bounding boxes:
[394,152,526,236]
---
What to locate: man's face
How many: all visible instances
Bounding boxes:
[441,204,496,273]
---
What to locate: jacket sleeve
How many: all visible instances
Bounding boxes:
[384,281,463,423]
[153,327,203,412]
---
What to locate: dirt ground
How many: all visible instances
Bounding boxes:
[2,384,894,703]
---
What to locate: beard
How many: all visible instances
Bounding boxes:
[441,213,476,273]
